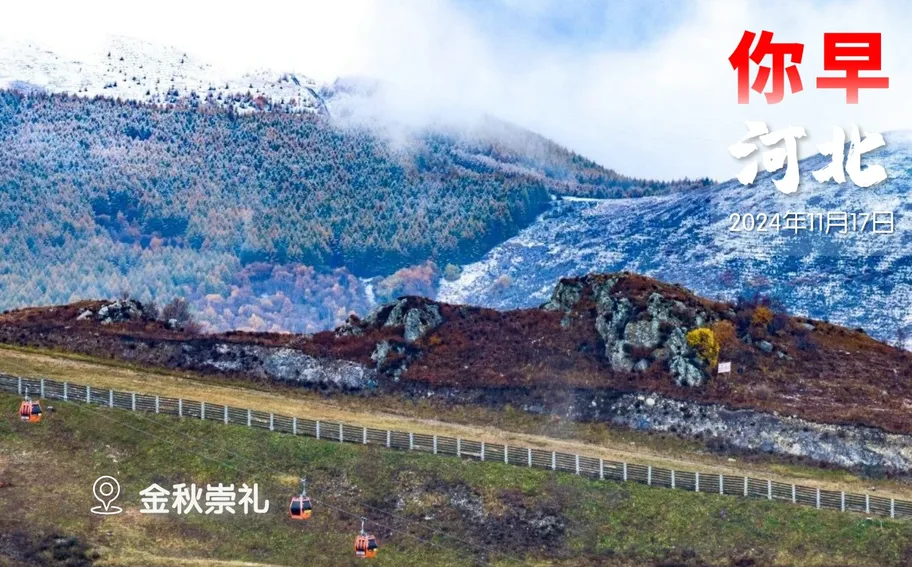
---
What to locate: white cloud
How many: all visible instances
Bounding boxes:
[2,0,911,180]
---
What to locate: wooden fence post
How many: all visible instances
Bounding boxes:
[363,427,368,445]
[40,378,45,399]
[154,395,159,414]
[132,393,137,412]
[178,398,182,417]
[695,472,700,492]
[316,420,320,439]
[623,462,628,482]
[225,406,229,425]
[551,452,556,471]
[109,390,114,408]
[527,448,532,468]
[671,470,675,489]
[599,459,604,481]
[792,484,796,504]
[816,488,821,509]
[63,382,68,402]
[647,466,652,486]
[200,401,205,420]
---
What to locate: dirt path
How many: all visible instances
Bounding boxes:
[2,345,909,500]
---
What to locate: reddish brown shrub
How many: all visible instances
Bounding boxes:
[712,320,737,351]
[751,306,774,327]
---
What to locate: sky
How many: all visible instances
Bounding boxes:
[2,0,912,181]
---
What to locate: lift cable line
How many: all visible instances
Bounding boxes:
[58,398,493,565]
[0,356,490,561]
[66,395,499,563]
[8,366,501,565]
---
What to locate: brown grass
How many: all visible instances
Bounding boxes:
[2,272,912,437]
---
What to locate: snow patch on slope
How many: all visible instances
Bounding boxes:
[0,36,325,114]
[440,135,912,342]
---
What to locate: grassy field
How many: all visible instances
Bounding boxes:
[2,392,912,567]
[0,344,909,501]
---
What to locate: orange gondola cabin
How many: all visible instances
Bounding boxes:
[19,397,42,423]
[288,478,312,520]
[288,495,312,520]
[354,519,378,559]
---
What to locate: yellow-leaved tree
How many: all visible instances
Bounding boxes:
[686,327,721,368]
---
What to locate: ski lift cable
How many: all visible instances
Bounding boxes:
[0,353,476,560]
[66,394,501,560]
[60,399,491,565]
[34,387,496,565]
[0,353,501,561]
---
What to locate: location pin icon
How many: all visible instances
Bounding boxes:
[91,476,123,515]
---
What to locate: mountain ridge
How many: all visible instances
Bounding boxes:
[0,46,707,335]
[0,35,327,114]
[3,271,910,436]
[439,134,912,344]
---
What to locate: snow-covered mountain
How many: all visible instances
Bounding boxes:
[4,35,908,341]
[0,36,327,114]
[440,133,912,343]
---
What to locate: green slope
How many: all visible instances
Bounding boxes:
[1,392,910,567]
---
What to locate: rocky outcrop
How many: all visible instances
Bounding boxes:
[544,275,713,387]
[665,328,705,387]
[198,343,374,390]
[363,297,443,342]
[401,381,912,472]
[334,314,364,337]
[370,340,411,381]
[607,391,912,471]
[542,278,587,327]
[77,299,151,325]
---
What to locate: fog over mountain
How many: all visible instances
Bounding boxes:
[0,37,708,333]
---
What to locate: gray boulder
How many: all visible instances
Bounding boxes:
[380,299,443,342]
[371,341,392,366]
[92,299,149,325]
[624,319,661,349]
[202,343,374,390]
[404,304,442,342]
[542,279,584,312]
[669,355,705,387]
[609,342,634,372]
